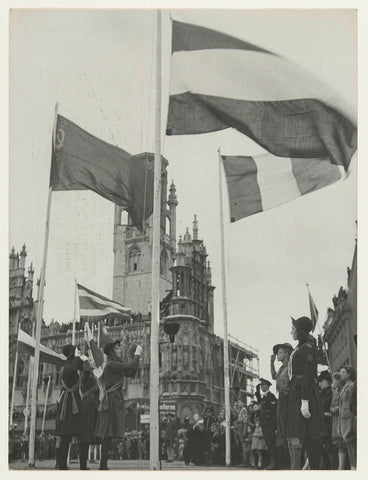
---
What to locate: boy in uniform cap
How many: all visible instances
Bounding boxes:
[271,342,293,467]
[318,370,333,468]
[255,378,277,469]
[95,339,142,469]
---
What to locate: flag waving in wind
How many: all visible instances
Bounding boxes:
[167,20,356,171]
[222,153,342,222]
[50,114,155,230]
[78,283,131,322]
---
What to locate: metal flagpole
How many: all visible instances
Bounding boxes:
[218,148,232,467]
[72,278,78,345]
[149,9,162,471]
[41,376,51,434]
[29,102,58,467]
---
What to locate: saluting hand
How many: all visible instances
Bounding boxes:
[134,345,143,357]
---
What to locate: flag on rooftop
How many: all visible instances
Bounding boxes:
[17,329,66,366]
[78,283,131,321]
[49,114,155,230]
[307,285,319,332]
[222,153,342,222]
[166,20,357,171]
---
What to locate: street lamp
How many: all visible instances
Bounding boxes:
[163,319,180,343]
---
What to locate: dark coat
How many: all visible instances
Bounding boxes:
[319,386,332,436]
[55,356,84,436]
[95,355,139,440]
[80,370,100,444]
[286,336,327,439]
[255,390,277,429]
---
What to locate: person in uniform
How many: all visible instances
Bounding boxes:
[286,316,327,470]
[79,359,100,470]
[271,342,293,468]
[255,378,277,469]
[55,344,84,470]
[95,340,142,470]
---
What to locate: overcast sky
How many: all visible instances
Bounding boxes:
[8,8,357,379]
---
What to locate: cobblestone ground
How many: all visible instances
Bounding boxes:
[9,459,246,470]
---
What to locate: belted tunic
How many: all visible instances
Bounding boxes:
[55,356,84,436]
[95,355,139,440]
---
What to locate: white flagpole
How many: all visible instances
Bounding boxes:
[149,9,162,471]
[41,376,51,434]
[9,334,19,426]
[29,102,58,467]
[24,356,34,434]
[72,278,77,345]
[218,148,231,467]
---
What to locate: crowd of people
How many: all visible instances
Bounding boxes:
[9,316,357,470]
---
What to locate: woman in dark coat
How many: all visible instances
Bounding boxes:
[95,340,141,470]
[286,316,327,469]
[79,359,100,469]
[55,344,84,470]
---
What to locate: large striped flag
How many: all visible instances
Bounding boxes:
[166,20,356,171]
[78,283,131,321]
[222,153,342,222]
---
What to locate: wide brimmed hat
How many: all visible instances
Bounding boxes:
[62,344,76,359]
[272,342,293,355]
[103,339,121,356]
[259,378,272,387]
[318,370,332,383]
[291,316,313,336]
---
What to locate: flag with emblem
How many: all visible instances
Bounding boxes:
[167,20,356,171]
[49,114,155,230]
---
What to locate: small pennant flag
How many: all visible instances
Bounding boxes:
[222,153,342,222]
[78,283,131,321]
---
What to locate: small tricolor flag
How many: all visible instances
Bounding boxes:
[222,153,342,222]
[167,20,356,171]
[307,285,319,333]
[78,283,131,321]
[84,322,104,370]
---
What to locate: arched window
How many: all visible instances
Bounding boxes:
[160,249,168,276]
[128,246,141,273]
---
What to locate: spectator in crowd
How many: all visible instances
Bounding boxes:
[234,400,249,467]
[286,317,327,470]
[337,366,356,470]
[162,414,177,462]
[255,378,277,469]
[330,372,341,469]
[318,370,333,469]
[251,415,268,469]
